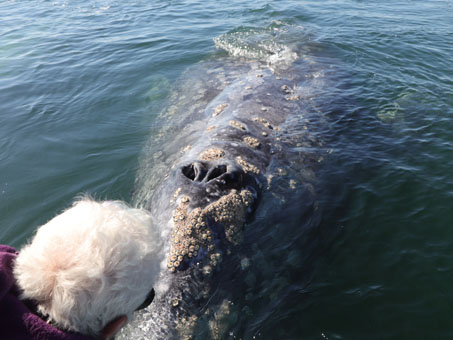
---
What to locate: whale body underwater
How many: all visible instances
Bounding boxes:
[119,44,335,339]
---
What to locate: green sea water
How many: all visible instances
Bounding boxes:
[1,0,452,339]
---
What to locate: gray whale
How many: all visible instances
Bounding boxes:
[119,49,330,339]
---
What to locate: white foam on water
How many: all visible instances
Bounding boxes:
[213,22,306,67]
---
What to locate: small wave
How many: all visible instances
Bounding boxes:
[213,21,309,66]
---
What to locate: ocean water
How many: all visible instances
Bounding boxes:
[1,0,452,339]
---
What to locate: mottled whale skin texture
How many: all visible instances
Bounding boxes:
[120,56,327,340]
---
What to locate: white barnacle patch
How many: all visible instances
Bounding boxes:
[173,188,182,198]
[176,315,198,340]
[266,174,274,190]
[229,120,246,131]
[170,187,182,204]
[182,145,192,153]
[277,168,287,176]
[236,156,260,174]
[253,117,274,130]
[168,189,254,272]
[243,136,260,149]
[212,103,228,117]
[282,85,293,93]
[281,84,300,100]
[286,94,300,101]
[281,84,293,94]
[199,148,225,161]
[202,265,212,276]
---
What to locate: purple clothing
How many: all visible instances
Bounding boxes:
[0,245,95,340]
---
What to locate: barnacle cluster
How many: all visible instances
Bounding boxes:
[173,188,182,198]
[170,187,182,204]
[168,189,254,272]
[212,103,228,117]
[243,136,260,149]
[229,120,246,131]
[236,156,260,174]
[176,314,198,340]
[277,168,287,176]
[182,145,192,153]
[281,84,299,100]
[199,148,225,161]
[253,117,273,130]
[281,84,293,94]
[209,300,235,340]
[286,94,300,101]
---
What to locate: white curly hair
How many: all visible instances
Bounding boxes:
[13,197,162,337]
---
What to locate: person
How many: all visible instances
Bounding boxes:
[0,197,162,340]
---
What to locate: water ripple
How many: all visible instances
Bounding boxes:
[1,0,452,338]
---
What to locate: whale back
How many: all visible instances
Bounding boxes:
[120,25,334,339]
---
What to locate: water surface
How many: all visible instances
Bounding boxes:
[1,0,452,339]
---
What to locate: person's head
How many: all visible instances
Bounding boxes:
[13,197,161,339]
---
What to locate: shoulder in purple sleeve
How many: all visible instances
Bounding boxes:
[0,244,95,340]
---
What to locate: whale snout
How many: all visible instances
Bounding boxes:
[166,158,261,273]
[177,158,260,222]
